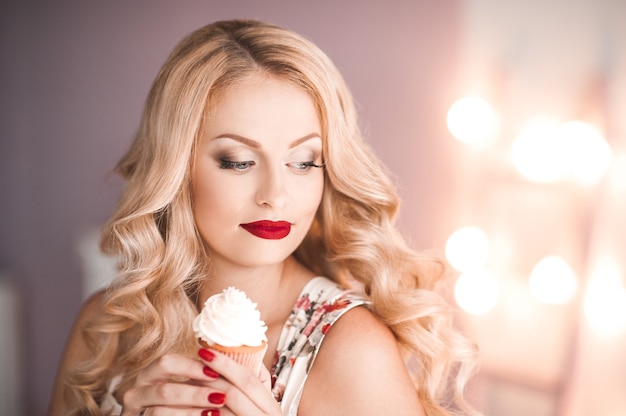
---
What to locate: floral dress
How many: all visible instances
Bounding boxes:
[271,276,369,415]
[99,276,368,415]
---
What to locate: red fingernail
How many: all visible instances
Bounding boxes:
[201,410,220,416]
[203,366,219,378]
[208,392,226,405]
[198,348,215,362]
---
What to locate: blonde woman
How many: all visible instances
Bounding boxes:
[49,19,480,416]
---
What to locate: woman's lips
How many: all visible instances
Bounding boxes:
[240,220,292,240]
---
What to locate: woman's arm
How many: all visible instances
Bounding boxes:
[299,306,426,416]
[48,290,106,415]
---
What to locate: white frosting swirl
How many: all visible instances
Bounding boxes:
[193,287,268,347]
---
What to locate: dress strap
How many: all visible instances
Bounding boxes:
[100,374,123,415]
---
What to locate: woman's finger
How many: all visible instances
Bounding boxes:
[122,381,226,413]
[258,366,272,392]
[124,405,223,416]
[136,354,210,385]
[198,349,281,415]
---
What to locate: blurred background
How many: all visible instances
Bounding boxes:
[1,1,624,415]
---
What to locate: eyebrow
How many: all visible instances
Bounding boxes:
[211,133,321,149]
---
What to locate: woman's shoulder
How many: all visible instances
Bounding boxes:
[57,289,108,363]
[314,305,399,363]
[71,289,107,335]
[80,289,107,317]
[61,289,107,358]
[48,290,107,414]
[300,305,425,415]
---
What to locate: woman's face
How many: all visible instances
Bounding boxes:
[192,75,324,271]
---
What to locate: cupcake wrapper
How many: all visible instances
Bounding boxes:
[200,340,268,375]
[217,345,267,375]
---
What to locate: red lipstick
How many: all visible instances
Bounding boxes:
[240,220,291,240]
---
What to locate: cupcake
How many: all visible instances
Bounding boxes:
[193,287,268,374]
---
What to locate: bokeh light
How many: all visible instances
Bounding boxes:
[454,269,500,315]
[529,256,577,304]
[445,226,490,272]
[512,119,612,185]
[447,96,498,143]
[558,121,612,185]
[584,258,626,337]
[511,118,568,183]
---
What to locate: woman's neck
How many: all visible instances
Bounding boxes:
[197,255,314,326]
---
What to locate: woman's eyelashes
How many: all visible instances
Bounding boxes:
[215,155,324,173]
[214,148,323,173]
[286,148,324,172]
[287,161,324,172]
[218,158,255,171]
[219,158,323,172]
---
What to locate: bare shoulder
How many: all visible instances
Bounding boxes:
[299,305,425,416]
[75,289,107,322]
[56,289,107,365]
[48,290,107,414]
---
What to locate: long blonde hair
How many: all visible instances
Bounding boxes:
[66,19,479,415]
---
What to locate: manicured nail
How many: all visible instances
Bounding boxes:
[201,410,220,416]
[208,392,226,405]
[198,348,215,362]
[203,366,219,378]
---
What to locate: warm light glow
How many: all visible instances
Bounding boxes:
[445,226,489,272]
[584,258,626,337]
[446,96,497,143]
[607,153,626,193]
[511,118,567,183]
[529,256,577,304]
[512,119,612,184]
[454,269,499,315]
[558,121,612,185]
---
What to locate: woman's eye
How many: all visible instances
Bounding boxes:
[219,159,255,171]
[288,161,324,172]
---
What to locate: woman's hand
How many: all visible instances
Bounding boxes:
[196,348,283,416]
[119,352,224,416]
[119,349,281,416]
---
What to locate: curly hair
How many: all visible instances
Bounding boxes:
[65,19,479,415]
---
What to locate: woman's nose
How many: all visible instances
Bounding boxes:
[255,165,288,209]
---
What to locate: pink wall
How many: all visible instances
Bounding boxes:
[0,1,461,414]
